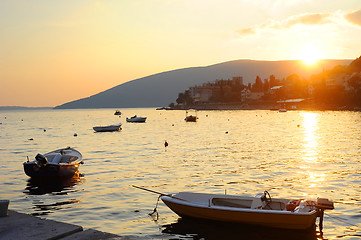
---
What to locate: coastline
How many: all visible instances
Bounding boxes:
[168,103,361,111]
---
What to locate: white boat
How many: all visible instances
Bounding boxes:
[160,191,334,230]
[279,109,287,112]
[126,115,146,123]
[23,147,83,177]
[93,123,122,132]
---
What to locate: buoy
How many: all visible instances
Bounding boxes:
[44,129,46,132]
[164,141,168,147]
[74,133,78,137]
[297,124,300,127]
[225,131,228,134]
[28,138,34,141]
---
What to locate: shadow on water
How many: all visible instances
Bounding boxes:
[23,172,84,216]
[161,218,324,240]
[24,172,83,195]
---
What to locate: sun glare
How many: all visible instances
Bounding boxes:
[300,44,321,65]
[301,112,319,163]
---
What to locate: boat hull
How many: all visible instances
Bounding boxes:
[93,125,122,132]
[161,194,319,230]
[23,163,79,177]
[185,116,197,122]
[126,117,146,123]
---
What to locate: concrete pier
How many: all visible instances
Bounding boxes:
[0,210,132,240]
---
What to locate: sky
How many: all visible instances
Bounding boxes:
[1,0,361,107]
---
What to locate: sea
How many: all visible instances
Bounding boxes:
[0,108,360,240]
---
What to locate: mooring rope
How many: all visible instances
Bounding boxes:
[324,212,360,229]
[149,194,161,221]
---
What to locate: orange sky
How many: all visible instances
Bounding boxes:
[1,0,361,107]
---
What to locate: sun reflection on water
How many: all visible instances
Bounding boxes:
[299,112,326,194]
[301,112,320,164]
[307,171,326,188]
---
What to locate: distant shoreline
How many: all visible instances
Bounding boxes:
[168,103,361,111]
[0,106,52,111]
[1,105,360,111]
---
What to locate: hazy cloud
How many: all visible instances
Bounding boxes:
[237,12,333,35]
[237,28,255,35]
[284,13,332,27]
[345,9,361,26]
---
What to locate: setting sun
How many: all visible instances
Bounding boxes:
[300,44,321,65]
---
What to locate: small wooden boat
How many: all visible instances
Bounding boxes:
[160,191,334,230]
[126,115,146,123]
[23,147,83,177]
[93,123,122,132]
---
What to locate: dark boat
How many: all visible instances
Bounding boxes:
[114,110,122,115]
[185,110,198,122]
[23,147,83,177]
[185,115,197,122]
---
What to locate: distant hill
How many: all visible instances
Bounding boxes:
[54,59,352,109]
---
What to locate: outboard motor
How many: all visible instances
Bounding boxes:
[35,153,48,167]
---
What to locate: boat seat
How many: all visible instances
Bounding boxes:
[251,193,265,209]
[251,194,287,210]
[52,153,62,164]
[212,198,250,208]
[268,201,286,210]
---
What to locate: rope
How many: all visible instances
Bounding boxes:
[324,212,360,229]
[148,195,161,221]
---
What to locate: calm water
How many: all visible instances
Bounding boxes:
[0,108,360,239]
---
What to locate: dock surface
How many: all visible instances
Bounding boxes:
[0,210,131,240]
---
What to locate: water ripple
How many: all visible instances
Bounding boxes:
[1,109,361,239]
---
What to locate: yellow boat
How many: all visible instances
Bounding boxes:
[160,191,334,230]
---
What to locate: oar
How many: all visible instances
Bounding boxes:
[132,185,186,201]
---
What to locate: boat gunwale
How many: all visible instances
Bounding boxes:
[23,148,83,166]
[161,195,318,216]
[93,123,122,128]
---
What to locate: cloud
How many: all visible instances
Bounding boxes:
[237,27,255,35]
[237,12,333,35]
[284,13,332,27]
[345,9,361,26]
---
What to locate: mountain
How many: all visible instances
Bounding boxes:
[54,59,352,109]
